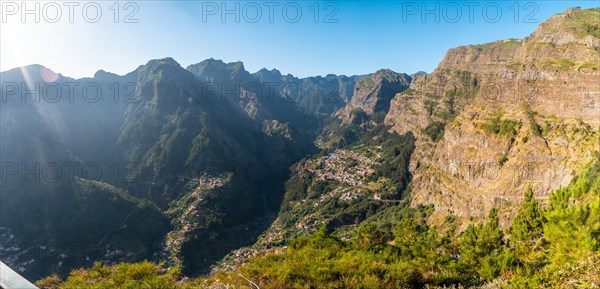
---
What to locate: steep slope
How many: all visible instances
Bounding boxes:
[344,69,412,117]
[257,131,415,247]
[98,58,322,275]
[43,152,600,288]
[0,58,368,279]
[254,69,415,247]
[385,7,600,226]
[0,65,168,279]
[318,69,412,148]
[4,8,598,285]
[187,58,361,137]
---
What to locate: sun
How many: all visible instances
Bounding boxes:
[0,8,79,76]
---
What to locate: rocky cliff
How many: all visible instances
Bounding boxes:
[385,7,600,227]
[339,69,411,123]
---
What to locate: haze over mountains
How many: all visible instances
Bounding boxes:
[1,54,396,278]
[0,7,599,288]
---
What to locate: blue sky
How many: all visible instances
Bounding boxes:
[1,1,598,78]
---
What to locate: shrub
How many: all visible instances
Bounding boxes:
[422,121,446,142]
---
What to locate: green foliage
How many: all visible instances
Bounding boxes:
[375,132,416,185]
[523,105,543,137]
[424,99,437,116]
[481,114,520,137]
[543,58,577,70]
[578,62,599,71]
[498,155,508,166]
[561,7,600,39]
[44,153,600,289]
[422,121,445,142]
[372,111,388,124]
[458,209,505,280]
[557,58,575,70]
[37,261,191,289]
[228,210,462,288]
[510,188,545,244]
[544,154,600,266]
[354,223,386,248]
[509,187,546,268]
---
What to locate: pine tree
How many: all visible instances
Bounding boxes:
[509,187,546,267]
[355,222,385,248]
[458,208,504,279]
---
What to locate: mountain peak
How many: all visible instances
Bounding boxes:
[145,57,181,67]
[374,68,395,74]
[188,58,246,72]
[134,57,190,79]
[410,71,428,78]
[187,58,249,81]
[254,67,283,81]
[527,7,600,49]
[93,69,120,79]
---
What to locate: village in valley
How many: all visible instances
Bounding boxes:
[306,147,382,202]
[166,173,228,266]
[258,143,408,247]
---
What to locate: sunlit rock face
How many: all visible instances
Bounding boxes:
[384,7,600,227]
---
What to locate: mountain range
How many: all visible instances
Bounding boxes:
[0,7,598,288]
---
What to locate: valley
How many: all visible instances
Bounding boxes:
[0,6,598,289]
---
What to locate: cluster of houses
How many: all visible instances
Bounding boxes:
[308,149,378,188]
[194,174,225,189]
[340,190,363,202]
[178,173,225,189]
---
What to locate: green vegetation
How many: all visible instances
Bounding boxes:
[422,121,445,142]
[543,58,576,70]
[524,106,543,137]
[557,58,575,70]
[36,261,191,289]
[578,62,599,71]
[561,7,600,39]
[481,114,520,137]
[458,208,505,280]
[271,129,416,245]
[374,132,415,188]
[424,99,437,116]
[508,187,545,269]
[501,38,521,46]
[498,155,508,166]
[40,153,600,288]
[445,85,479,100]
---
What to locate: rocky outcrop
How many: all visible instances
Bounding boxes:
[339,69,411,122]
[385,7,600,227]
[187,59,364,138]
